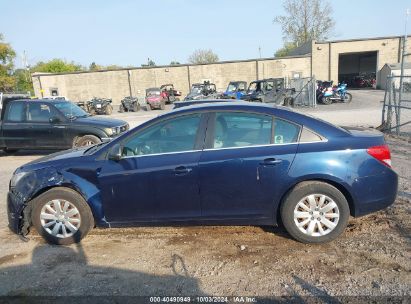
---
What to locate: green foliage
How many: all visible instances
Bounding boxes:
[188,49,219,64]
[14,69,33,94]
[32,59,83,73]
[274,0,335,54]
[0,34,16,92]
[170,61,180,65]
[274,42,298,57]
[141,59,156,67]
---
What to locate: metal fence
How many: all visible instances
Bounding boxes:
[380,75,411,136]
[289,77,317,107]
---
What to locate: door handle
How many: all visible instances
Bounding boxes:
[174,166,192,175]
[260,158,283,166]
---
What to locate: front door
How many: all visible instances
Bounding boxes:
[199,111,300,219]
[25,102,67,149]
[98,113,206,223]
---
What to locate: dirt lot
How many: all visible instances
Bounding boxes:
[0,91,410,298]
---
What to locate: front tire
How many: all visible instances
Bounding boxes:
[280,181,350,244]
[74,135,101,147]
[31,187,94,245]
[322,96,332,105]
[105,105,113,115]
[343,93,352,103]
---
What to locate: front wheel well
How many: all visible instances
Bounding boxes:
[276,179,355,223]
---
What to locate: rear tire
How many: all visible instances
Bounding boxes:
[133,102,140,112]
[119,104,125,113]
[146,104,152,111]
[280,181,350,244]
[74,135,101,147]
[322,96,332,105]
[31,187,94,245]
[160,101,165,110]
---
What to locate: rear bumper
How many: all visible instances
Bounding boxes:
[352,169,398,217]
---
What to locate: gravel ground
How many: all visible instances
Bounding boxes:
[0,90,410,298]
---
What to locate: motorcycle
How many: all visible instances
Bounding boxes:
[321,82,352,105]
[88,97,113,115]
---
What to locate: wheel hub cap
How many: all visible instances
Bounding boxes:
[293,194,340,237]
[40,199,81,238]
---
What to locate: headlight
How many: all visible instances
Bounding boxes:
[104,127,120,136]
[10,171,29,188]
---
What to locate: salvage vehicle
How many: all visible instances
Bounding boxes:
[160,84,181,104]
[241,78,295,105]
[145,88,165,110]
[119,96,140,112]
[0,99,128,152]
[221,81,247,99]
[7,102,398,245]
[88,97,114,115]
[184,81,219,101]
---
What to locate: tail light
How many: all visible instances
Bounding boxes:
[367,145,392,167]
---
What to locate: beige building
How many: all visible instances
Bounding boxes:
[32,35,411,105]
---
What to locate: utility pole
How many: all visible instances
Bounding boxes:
[398,8,410,134]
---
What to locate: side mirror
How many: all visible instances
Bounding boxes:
[49,116,61,124]
[108,144,122,161]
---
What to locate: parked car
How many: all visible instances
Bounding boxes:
[0,99,129,152]
[88,97,113,115]
[145,88,166,110]
[241,78,295,105]
[7,102,397,245]
[184,81,220,101]
[119,96,140,112]
[160,84,181,104]
[221,81,247,99]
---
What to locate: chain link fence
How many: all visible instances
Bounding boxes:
[380,75,411,137]
[288,77,317,107]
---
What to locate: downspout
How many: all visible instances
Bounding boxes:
[126,70,133,97]
[187,65,191,93]
[37,76,44,98]
[328,42,331,81]
[256,60,259,80]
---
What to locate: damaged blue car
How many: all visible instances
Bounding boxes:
[8,102,398,245]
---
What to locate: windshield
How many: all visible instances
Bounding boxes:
[248,82,259,92]
[147,90,160,96]
[227,84,237,92]
[54,102,89,118]
[190,85,203,94]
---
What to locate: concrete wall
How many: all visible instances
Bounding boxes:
[32,56,311,105]
[32,36,411,104]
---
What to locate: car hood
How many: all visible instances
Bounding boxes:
[17,147,92,172]
[74,116,126,128]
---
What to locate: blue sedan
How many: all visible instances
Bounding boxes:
[7,102,398,245]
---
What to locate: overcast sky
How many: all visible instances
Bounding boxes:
[1,0,410,68]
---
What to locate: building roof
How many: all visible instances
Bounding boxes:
[383,62,411,70]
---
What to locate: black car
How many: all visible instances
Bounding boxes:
[0,99,129,152]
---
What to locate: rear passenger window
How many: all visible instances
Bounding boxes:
[5,102,25,122]
[299,127,323,142]
[273,118,300,144]
[212,112,272,148]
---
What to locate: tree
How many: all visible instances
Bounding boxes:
[32,59,83,73]
[14,68,33,94]
[89,62,104,71]
[188,49,219,64]
[141,59,156,67]
[170,61,180,65]
[274,42,298,57]
[0,34,16,92]
[274,0,335,56]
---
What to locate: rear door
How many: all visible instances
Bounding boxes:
[1,101,32,149]
[199,111,300,219]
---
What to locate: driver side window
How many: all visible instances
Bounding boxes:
[122,114,201,156]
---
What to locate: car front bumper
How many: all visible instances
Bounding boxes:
[7,190,24,234]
